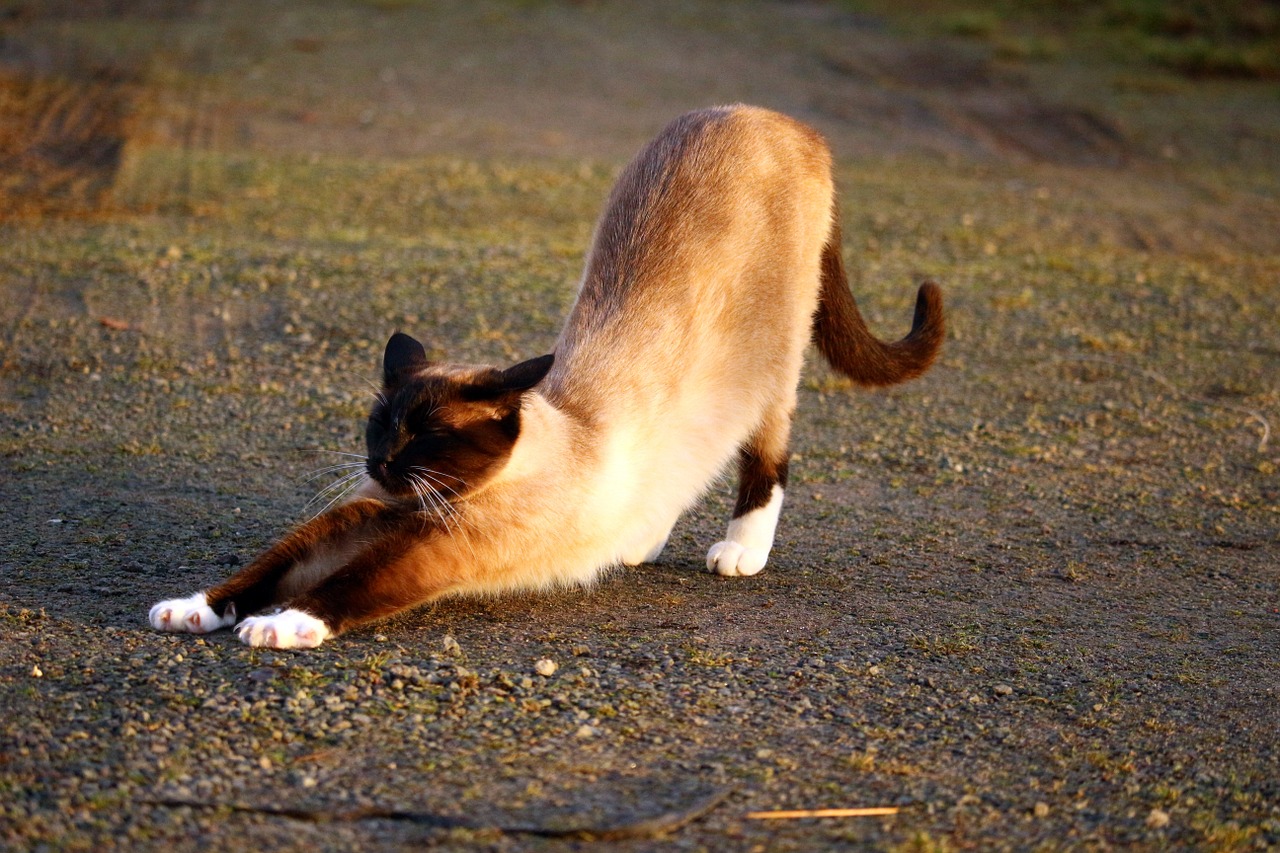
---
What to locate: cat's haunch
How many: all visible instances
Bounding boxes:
[149,105,943,649]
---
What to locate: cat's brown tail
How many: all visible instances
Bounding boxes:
[812,219,944,387]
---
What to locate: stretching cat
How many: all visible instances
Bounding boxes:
[149,105,944,649]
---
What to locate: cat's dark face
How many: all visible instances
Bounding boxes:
[365,333,553,503]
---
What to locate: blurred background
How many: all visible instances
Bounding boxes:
[3,0,1278,217]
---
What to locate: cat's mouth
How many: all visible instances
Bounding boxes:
[367,460,412,497]
[367,460,456,504]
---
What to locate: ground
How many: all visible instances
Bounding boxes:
[1,0,1278,850]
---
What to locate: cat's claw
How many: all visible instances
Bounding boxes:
[149,592,236,633]
[236,609,330,650]
[706,540,769,577]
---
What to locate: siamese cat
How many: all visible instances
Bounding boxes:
[149,105,944,649]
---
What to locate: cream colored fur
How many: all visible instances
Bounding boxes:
[148,105,945,648]
[366,105,833,597]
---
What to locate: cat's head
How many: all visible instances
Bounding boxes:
[365,332,554,502]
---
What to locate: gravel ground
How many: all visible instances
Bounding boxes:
[2,1,1278,850]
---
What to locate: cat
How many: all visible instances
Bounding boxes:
[149,104,944,649]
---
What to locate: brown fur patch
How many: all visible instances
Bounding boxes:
[733,449,789,518]
[205,498,394,619]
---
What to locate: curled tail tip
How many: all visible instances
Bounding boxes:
[912,279,945,336]
[902,279,945,377]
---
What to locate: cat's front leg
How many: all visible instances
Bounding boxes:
[146,498,390,636]
[236,526,443,649]
[149,592,237,634]
[235,609,330,649]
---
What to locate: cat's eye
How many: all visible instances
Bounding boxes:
[412,428,450,446]
[406,407,444,433]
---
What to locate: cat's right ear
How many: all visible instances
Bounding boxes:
[383,332,428,386]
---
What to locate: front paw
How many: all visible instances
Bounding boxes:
[706,540,769,577]
[236,609,330,649]
[149,592,237,633]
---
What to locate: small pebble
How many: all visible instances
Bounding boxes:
[575,725,598,738]
[442,635,462,655]
[534,658,557,677]
[993,683,1014,696]
[30,664,42,678]
[1146,808,1170,829]
[1033,802,1050,818]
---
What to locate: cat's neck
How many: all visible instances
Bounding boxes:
[486,391,583,491]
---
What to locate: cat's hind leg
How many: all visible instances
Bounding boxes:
[621,533,671,567]
[619,514,679,566]
[707,410,790,577]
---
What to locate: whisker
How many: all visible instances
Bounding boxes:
[304,469,365,516]
[407,473,432,517]
[308,475,364,520]
[300,462,365,484]
[409,473,456,537]
[410,465,467,492]
[350,372,386,402]
[301,450,370,461]
[409,471,477,561]
[304,470,362,505]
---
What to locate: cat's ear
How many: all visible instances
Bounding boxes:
[499,353,555,394]
[464,353,555,401]
[383,332,428,385]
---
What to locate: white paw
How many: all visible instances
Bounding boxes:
[706,485,783,577]
[235,609,330,649]
[706,540,769,576]
[149,592,236,633]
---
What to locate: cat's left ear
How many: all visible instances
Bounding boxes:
[465,353,555,401]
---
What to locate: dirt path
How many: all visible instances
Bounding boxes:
[2,1,1278,849]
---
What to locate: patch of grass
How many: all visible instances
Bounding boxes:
[1142,37,1280,79]
[909,627,980,657]
[854,0,1280,78]
[891,831,956,853]
[940,10,1000,38]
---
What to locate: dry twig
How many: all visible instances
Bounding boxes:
[746,807,900,819]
